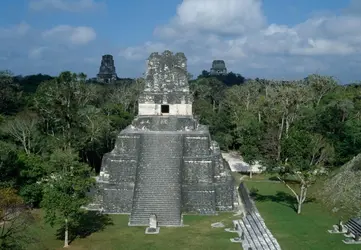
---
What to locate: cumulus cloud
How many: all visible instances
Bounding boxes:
[155,0,265,38]
[119,42,169,61]
[0,22,30,39]
[343,0,361,15]
[28,46,48,59]
[120,0,361,81]
[29,0,103,12]
[0,22,103,76]
[42,25,96,45]
[2,0,361,81]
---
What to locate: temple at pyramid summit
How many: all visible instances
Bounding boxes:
[210,60,227,75]
[96,54,118,83]
[86,50,235,226]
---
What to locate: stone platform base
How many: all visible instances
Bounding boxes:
[225,228,238,233]
[230,237,242,243]
[343,239,361,244]
[328,229,347,234]
[211,222,225,228]
[327,225,347,234]
[145,227,160,234]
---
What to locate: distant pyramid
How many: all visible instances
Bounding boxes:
[96,54,117,83]
[210,60,227,75]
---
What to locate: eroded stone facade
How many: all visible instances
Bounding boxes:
[210,60,227,75]
[138,51,192,116]
[86,51,235,226]
[97,54,118,83]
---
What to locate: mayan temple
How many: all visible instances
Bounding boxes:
[87,50,235,226]
[210,60,227,75]
[96,54,118,83]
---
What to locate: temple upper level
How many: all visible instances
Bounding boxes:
[138,51,193,116]
[210,60,227,75]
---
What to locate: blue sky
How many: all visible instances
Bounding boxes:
[1,0,361,83]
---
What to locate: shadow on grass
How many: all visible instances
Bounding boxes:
[268,176,300,184]
[56,211,113,244]
[250,188,315,213]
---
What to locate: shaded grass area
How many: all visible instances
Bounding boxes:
[245,180,359,250]
[249,189,315,213]
[26,211,240,250]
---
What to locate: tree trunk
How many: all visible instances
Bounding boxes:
[316,94,323,106]
[246,91,250,111]
[218,102,222,114]
[297,200,302,214]
[297,184,307,214]
[277,114,285,161]
[22,132,30,155]
[64,218,69,248]
[341,112,346,123]
[278,176,308,215]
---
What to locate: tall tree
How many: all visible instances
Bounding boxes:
[0,71,23,115]
[0,188,34,250]
[279,129,334,214]
[41,149,94,248]
[1,112,40,155]
[34,72,97,150]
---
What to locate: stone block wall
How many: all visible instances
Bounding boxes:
[183,135,210,157]
[181,184,216,214]
[138,103,192,116]
[86,119,235,223]
[138,51,193,116]
[183,159,213,183]
[102,183,135,213]
[91,133,141,213]
[132,116,196,131]
[214,181,234,211]
[145,51,188,93]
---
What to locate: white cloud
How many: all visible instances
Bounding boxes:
[2,0,361,82]
[0,22,103,76]
[119,42,169,61]
[343,0,361,15]
[155,0,265,38]
[42,25,96,45]
[0,22,30,39]
[29,0,103,12]
[290,39,355,56]
[28,46,48,59]
[119,0,361,80]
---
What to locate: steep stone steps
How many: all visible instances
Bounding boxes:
[346,218,361,236]
[129,133,183,226]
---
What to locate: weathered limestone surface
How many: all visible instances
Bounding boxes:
[97,54,118,83]
[138,51,192,116]
[231,184,282,249]
[210,60,227,75]
[86,51,235,226]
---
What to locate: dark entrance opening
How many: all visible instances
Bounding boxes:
[161,105,169,114]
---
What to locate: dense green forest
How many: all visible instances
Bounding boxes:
[0,69,360,248]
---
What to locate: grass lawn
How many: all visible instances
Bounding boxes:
[26,211,241,250]
[245,179,359,250]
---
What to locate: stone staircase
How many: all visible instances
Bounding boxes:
[129,133,183,226]
[346,218,361,236]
